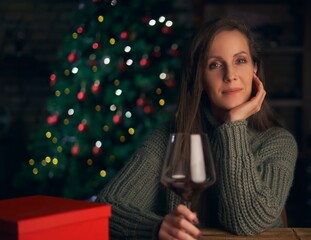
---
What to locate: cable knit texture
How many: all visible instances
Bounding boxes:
[97,115,297,239]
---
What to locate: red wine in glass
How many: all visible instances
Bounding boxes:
[161,133,216,209]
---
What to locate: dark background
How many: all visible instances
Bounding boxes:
[0,0,310,227]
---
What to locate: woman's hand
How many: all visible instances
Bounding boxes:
[225,73,266,122]
[158,204,201,240]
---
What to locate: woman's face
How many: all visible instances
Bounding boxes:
[203,30,257,115]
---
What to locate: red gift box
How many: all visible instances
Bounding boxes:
[0,195,111,240]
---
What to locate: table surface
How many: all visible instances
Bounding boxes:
[200,228,311,240]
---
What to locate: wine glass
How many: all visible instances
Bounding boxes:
[160,133,216,210]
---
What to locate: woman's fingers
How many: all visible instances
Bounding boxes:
[158,204,202,240]
[173,205,199,225]
[226,74,266,122]
[250,74,266,112]
[160,217,198,240]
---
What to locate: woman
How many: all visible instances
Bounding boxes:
[97,18,297,240]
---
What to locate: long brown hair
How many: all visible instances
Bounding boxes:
[175,17,280,133]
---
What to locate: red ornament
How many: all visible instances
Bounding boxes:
[92,146,102,156]
[120,31,128,39]
[144,105,154,114]
[77,91,86,101]
[71,144,80,156]
[136,97,146,107]
[139,58,150,67]
[68,52,78,63]
[77,26,84,34]
[112,115,121,124]
[117,60,127,72]
[92,42,101,50]
[91,82,101,94]
[169,48,179,57]
[49,74,57,87]
[47,114,59,125]
[152,47,161,58]
[78,122,87,132]
[165,79,176,88]
[161,27,172,34]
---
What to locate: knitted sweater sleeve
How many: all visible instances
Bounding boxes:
[215,121,297,235]
[96,126,168,239]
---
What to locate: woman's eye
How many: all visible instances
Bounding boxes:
[237,58,247,64]
[209,62,222,69]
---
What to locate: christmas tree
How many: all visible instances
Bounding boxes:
[15,0,184,199]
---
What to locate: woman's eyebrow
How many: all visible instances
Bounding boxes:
[207,51,249,60]
[233,51,248,57]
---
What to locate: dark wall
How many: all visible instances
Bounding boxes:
[0,0,78,199]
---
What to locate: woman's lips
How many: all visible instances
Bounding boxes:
[222,88,242,94]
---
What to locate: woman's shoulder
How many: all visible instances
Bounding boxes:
[262,126,296,141]
[254,126,298,151]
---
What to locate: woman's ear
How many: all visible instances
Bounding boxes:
[253,63,258,75]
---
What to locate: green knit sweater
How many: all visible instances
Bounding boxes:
[97,116,297,239]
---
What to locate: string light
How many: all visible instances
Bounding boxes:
[100,170,107,177]
[98,15,104,22]
[126,59,133,66]
[95,105,101,111]
[92,66,98,72]
[68,109,74,115]
[149,19,156,26]
[72,32,78,39]
[103,125,109,132]
[87,159,93,166]
[115,89,122,96]
[55,90,61,97]
[124,46,131,52]
[72,67,78,74]
[165,20,173,27]
[45,157,51,163]
[29,159,35,166]
[109,38,116,45]
[46,131,52,138]
[110,104,117,111]
[159,16,165,23]
[103,57,110,64]
[114,79,120,86]
[57,146,63,153]
[159,72,167,80]
[95,141,102,148]
[33,168,38,175]
[159,99,165,106]
[64,88,70,94]
[52,158,58,165]
[128,128,135,135]
[125,111,132,118]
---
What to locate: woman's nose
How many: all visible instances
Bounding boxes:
[223,67,237,82]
